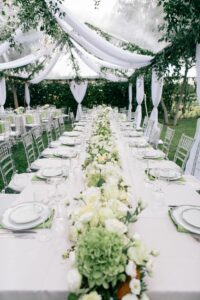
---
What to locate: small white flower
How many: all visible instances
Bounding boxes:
[68,251,76,267]
[125,260,137,277]
[81,291,102,300]
[105,218,127,235]
[66,268,82,292]
[129,278,141,295]
[128,244,149,266]
[68,226,78,242]
[122,293,139,300]
[151,249,160,257]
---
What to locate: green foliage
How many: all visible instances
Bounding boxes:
[154,0,200,75]
[76,227,127,289]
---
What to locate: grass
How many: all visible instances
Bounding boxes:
[0,118,197,192]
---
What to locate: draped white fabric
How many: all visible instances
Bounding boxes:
[149,70,164,125]
[46,0,153,69]
[185,45,200,177]
[70,81,88,121]
[25,83,31,108]
[135,76,144,128]
[185,119,200,177]
[128,84,132,121]
[0,50,48,71]
[0,77,6,113]
[73,47,128,82]
[30,52,61,84]
[71,39,134,73]
[196,44,200,105]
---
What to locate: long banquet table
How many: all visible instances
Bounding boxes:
[0,114,200,300]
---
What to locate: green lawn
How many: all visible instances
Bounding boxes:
[0,118,198,192]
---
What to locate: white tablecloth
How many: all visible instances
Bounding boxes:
[0,117,200,300]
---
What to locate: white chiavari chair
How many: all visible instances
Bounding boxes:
[174,134,194,170]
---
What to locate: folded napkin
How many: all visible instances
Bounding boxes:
[168,209,189,233]
[31,175,47,182]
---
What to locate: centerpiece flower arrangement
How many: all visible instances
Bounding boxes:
[14,106,25,114]
[65,107,158,300]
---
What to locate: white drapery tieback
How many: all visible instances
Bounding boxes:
[70,81,88,121]
[128,83,133,121]
[0,77,6,113]
[135,76,144,128]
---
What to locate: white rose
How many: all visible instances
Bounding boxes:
[103,183,120,200]
[125,260,137,277]
[105,218,127,235]
[128,244,149,266]
[122,293,139,300]
[129,278,141,295]
[116,201,129,217]
[66,268,82,292]
[79,211,94,223]
[99,207,114,222]
[81,291,102,300]
[82,187,101,204]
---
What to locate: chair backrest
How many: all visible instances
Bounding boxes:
[0,141,15,189]
[162,127,175,156]
[15,115,26,135]
[58,116,65,134]
[21,132,36,169]
[32,126,45,156]
[158,122,163,134]
[53,119,61,139]
[174,134,194,170]
[144,119,154,139]
[44,122,53,146]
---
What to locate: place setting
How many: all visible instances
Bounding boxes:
[169,205,200,241]
[145,167,183,182]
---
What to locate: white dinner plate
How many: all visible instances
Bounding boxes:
[129,132,143,138]
[9,203,43,224]
[143,150,165,159]
[149,168,182,181]
[172,206,200,235]
[42,168,63,177]
[49,141,61,148]
[182,208,200,228]
[62,131,80,137]
[2,202,51,231]
[31,159,64,170]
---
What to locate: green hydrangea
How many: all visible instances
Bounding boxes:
[76,227,127,289]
